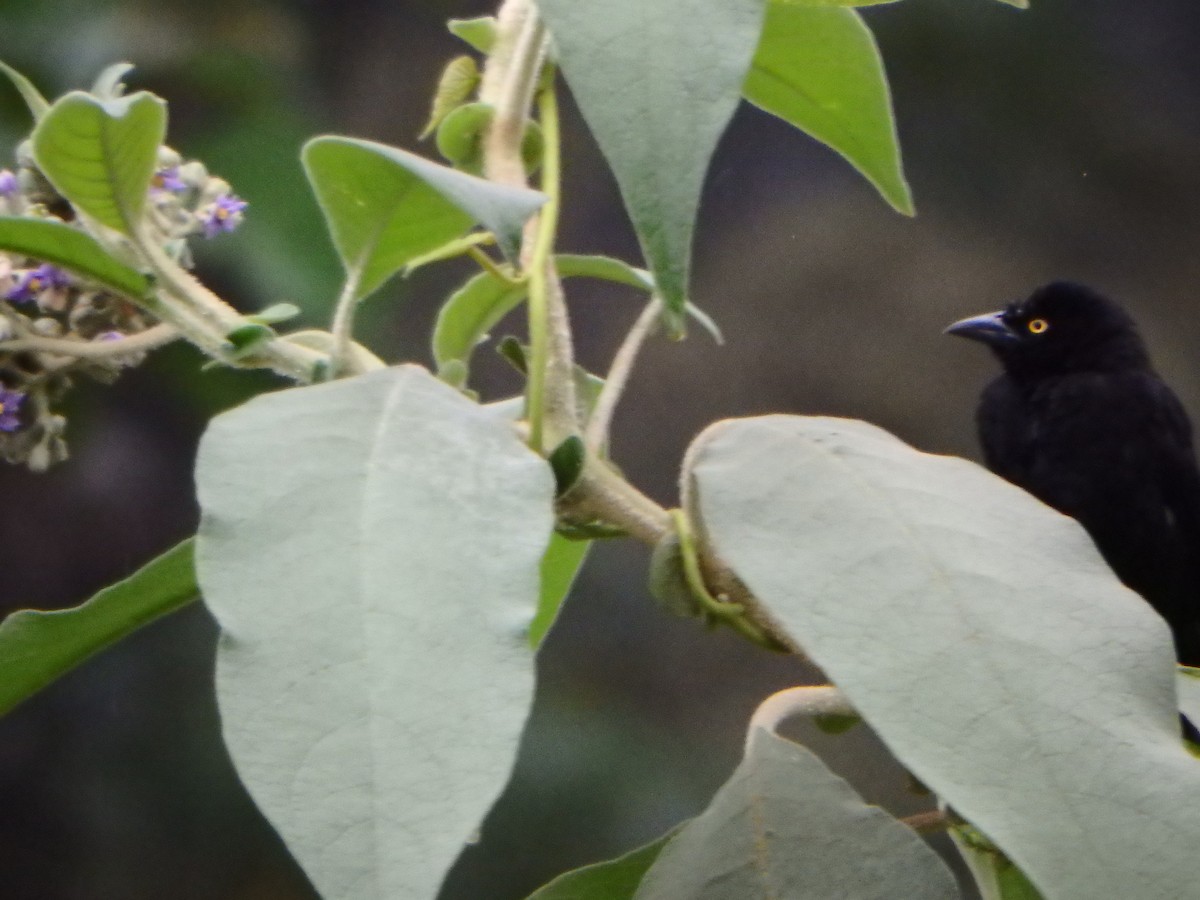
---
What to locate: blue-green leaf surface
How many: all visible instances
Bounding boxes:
[634,728,958,899]
[688,415,1200,900]
[537,0,767,331]
[196,365,554,899]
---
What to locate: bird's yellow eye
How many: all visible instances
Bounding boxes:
[1027,318,1049,334]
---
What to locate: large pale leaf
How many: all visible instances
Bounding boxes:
[745,4,912,215]
[687,416,1200,900]
[0,217,149,296]
[634,728,958,899]
[0,539,196,717]
[195,365,554,900]
[31,91,165,234]
[537,0,766,331]
[302,136,545,299]
[1177,667,1200,726]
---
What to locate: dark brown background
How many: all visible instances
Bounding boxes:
[1,0,1198,896]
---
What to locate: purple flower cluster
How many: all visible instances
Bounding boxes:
[151,166,187,195]
[5,263,70,304]
[199,194,249,239]
[0,387,24,432]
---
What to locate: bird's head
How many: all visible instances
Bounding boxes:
[945,281,1151,380]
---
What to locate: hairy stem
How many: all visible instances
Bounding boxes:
[745,686,855,754]
[901,810,951,836]
[586,297,661,452]
[0,322,178,358]
[133,225,324,381]
[328,272,362,379]
[480,0,546,188]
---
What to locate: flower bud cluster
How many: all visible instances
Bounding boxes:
[0,145,247,469]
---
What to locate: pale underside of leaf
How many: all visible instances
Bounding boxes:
[688,415,1200,900]
[196,366,553,899]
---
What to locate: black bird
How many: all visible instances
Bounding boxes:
[946,281,1200,666]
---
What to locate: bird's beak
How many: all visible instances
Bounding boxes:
[944,311,1019,346]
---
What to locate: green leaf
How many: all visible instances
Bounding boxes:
[433,255,719,385]
[556,255,723,343]
[529,531,591,649]
[32,91,166,235]
[634,728,958,899]
[537,0,766,333]
[448,16,498,55]
[525,831,676,900]
[951,826,1046,900]
[687,416,1200,899]
[403,231,494,276]
[548,434,586,496]
[90,61,135,99]
[435,103,542,176]
[420,55,480,140]
[302,136,545,300]
[224,322,275,353]
[247,302,301,326]
[556,253,655,292]
[433,270,529,378]
[0,216,150,296]
[745,5,912,215]
[0,58,50,120]
[434,101,495,173]
[195,365,554,900]
[0,539,196,717]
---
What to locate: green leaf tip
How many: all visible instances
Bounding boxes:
[448,17,498,55]
[0,539,197,718]
[0,217,150,297]
[537,0,766,331]
[0,59,50,120]
[745,5,913,216]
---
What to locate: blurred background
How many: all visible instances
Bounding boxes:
[2,0,1199,896]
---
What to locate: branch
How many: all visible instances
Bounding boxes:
[0,322,178,359]
[586,297,661,453]
[745,685,856,754]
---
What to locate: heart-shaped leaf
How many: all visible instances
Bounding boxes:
[302,136,545,300]
[32,91,166,234]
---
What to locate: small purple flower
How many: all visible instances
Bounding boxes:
[199,194,248,239]
[0,387,24,432]
[151,166,187,194]
[0,170,17,197]
[5,263,70,304]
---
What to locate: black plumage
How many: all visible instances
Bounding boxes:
[946,281,1200,666]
